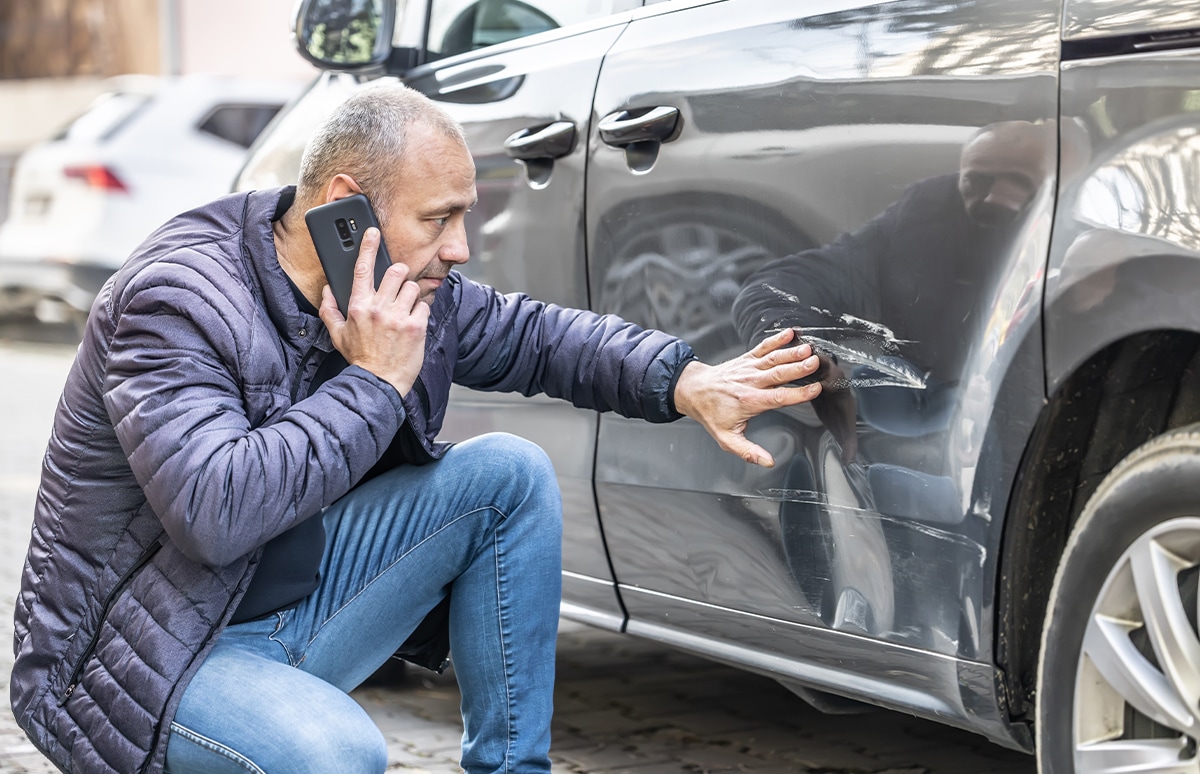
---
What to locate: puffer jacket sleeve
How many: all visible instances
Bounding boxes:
[102,255,404,568]
[452,276,694,423]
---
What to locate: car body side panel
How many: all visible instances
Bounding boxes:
[587,0,1060,707]
[621,592,1031,750]
[1046,49,1200,391]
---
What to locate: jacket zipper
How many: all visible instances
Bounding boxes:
[290,345,319,403]
[58,540,162,706]
[412,376,431,417]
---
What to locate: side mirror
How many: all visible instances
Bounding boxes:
[293,0,396,71]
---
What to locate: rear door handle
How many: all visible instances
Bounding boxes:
[503,121,576,160]
[598,106,680,147]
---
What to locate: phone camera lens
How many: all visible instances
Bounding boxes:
[335,218,351,240]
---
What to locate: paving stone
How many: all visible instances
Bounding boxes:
[385,762,463,774]
[741,734,885,771]
[554,707,670,737]
[637,710,768,737]
[551,730,606,753]
[597,764,706,774]
[554,739,675,771]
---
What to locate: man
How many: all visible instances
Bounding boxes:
[11,83,822,774]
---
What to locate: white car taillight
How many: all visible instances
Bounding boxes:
[63,165,129,193]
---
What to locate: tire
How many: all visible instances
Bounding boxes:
[1037,424,1200,773]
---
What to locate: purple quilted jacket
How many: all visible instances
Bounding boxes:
[10,186,693,773]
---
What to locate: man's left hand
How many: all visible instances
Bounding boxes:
[673,328,822,468]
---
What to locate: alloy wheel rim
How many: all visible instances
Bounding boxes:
[1074,516,1200,772]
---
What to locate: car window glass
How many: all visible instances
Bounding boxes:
[54,93,151,143]
[426,0,639,60]
[198,104,286,149]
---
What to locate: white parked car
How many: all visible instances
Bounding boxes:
[0,73,302,325]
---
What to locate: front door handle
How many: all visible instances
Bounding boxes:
[598,106,680,147]
[503,121,576,160]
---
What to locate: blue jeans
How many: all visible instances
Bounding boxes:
[163,433,563,774]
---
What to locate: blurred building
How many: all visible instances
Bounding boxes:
[0,0,161,79]
[0,0,315,220]
[0,0,316,80]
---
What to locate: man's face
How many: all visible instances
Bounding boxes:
[377,124,477,304]
[958,123,1048,229]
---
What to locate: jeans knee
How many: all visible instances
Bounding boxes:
[471,432,552,470]
[286,711,388,774]
[463,434,560,502]
[457,434,562,552]
[166,714,386,774]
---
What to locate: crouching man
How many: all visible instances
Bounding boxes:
[11,82,822,774]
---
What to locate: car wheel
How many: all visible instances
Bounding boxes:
[1037,424,1200,773]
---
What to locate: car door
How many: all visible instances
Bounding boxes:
[587,0,1061,683]
[403,0,640,628]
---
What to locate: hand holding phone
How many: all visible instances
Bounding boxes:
[305,193,392,316]
[304,194,428,395]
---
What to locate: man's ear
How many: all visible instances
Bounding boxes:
[323,174,362,204]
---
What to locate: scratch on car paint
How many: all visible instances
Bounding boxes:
[971,493,993,523]
[760,487,987,566]
[758,284,928,390]
[837,312,896,341]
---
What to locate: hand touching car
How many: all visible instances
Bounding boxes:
[672,327,823,467]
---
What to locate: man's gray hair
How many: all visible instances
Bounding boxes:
[297,81,465,222]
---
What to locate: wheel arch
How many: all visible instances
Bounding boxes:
[996,325,1200,729]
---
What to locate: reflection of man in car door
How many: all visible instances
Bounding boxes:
[734,120,1053,468]
[731,121,1051,634]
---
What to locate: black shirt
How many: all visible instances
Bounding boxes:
[229,279,349,624]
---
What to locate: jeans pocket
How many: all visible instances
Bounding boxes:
[269,608,301,666]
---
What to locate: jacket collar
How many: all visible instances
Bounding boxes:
[242,186,333,352]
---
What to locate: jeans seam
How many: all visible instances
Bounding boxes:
[169,721,267,774]
[304,504,506,653]
[494,529,516,774]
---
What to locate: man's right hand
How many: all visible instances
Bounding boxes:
[319,227,427,396]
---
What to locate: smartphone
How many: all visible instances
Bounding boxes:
[304,193,392,316]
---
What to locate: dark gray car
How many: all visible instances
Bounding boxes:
[237,1,1200,770]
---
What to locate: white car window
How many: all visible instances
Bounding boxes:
[426,0,639,59]
[198,104,286,149]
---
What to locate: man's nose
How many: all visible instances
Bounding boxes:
[442,220,470,264]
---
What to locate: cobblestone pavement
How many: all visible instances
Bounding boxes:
[0,328,1036,773]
